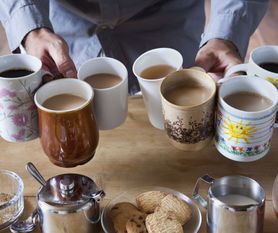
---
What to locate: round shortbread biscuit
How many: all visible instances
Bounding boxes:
[136,191,167,214]
[126,214,147,233]
[109,202,146,233]
[146,210,183,233]
[155,194,192,225]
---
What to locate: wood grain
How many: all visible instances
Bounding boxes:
[0,96,278,232]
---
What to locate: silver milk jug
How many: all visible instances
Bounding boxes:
[193,175,265,233]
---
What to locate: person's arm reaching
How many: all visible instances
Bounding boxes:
[195,0,269,78]
[0,0,76,78]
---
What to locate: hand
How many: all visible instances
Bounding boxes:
[195,39,242,81]
[23,28,77,79]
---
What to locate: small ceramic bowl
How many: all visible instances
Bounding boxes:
[0,170,24,230]
[101,186,202,233]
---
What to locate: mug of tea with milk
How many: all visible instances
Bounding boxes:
[78,57,128,130]
[34,78,99,167]
[223,45,278,127]
[133,48,183,130]
[215,76,278,162]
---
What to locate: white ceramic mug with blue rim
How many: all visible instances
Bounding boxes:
[215,75,278,162]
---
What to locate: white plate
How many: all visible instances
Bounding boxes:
[101,186,202,233]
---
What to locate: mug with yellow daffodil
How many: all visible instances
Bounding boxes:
[215,76,278,162]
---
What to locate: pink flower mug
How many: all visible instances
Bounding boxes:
[0,54,47,142]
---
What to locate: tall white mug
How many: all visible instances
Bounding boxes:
[0,54,48,142]
[78,57,128,130]
[133,48,183,130]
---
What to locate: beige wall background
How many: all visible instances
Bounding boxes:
[0,0,277,58]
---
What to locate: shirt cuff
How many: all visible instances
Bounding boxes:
[200,13,251,59]
[2,4,53,52]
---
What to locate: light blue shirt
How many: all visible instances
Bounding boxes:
[0,0,269,94]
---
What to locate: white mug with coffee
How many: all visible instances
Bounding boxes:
[133,48,183,130]
[223,45,278,127]
[215,76,278,162]
[223,45,278,86]
[0,54,47,142]
[78,57,128,130]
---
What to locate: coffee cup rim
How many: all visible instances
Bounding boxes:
[160,68,216,109]
[0,54,42,80]
[132,47,183,82]
[78,57,128,91]
[219,75,278,116]
[250,45,278,76]
[34,78,94,114]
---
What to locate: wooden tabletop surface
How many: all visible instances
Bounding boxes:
[1,96,278,233]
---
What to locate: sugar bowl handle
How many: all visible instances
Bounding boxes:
[192,174,215,209]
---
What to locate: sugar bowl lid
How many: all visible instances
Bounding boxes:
[38,173,104,208]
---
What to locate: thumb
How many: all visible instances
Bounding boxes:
[194,52,216,72]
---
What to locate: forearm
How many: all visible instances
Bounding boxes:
[200,0,269,59]
[0,0,53,52]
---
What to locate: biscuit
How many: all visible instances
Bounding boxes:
[110,202,146,233]
[155,194,192,225]
[126,214,147,233]
[145,210,183,233]
[136,191,167,214]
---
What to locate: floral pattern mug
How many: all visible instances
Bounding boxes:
[0,54,46,142]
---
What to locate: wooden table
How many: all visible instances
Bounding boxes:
[1,96,278,233]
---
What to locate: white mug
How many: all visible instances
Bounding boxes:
[133,48,183,130]
[215,76,278,162]
[224,45,278,86]
[223,45,278,127]
[0,54,48,142]
[78,57,128,130]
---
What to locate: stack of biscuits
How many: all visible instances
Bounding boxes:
[109,191,192,233]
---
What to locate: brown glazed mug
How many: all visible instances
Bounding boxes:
[34,79,99,167]
[160,68,216,151]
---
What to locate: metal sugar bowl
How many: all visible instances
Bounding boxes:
[11,163,105,233]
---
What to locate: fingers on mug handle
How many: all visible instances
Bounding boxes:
[218,64,248,84]
[41,70,54,84]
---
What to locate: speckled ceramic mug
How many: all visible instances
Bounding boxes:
[160,68,216,151]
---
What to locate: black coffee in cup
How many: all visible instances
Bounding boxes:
[0,69,34,78]
[259,62,278,73]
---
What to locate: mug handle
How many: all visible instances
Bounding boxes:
[41,70,55,84]
[192,174,215,209]
[218,64,248,84]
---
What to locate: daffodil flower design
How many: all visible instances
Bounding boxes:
[266,77,278,88]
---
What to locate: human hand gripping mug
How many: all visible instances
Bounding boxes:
[223,45,278,127]
[0,54,50,142]
[133,48,183,130]
[78,57,128,130]
[215,76,278,162]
